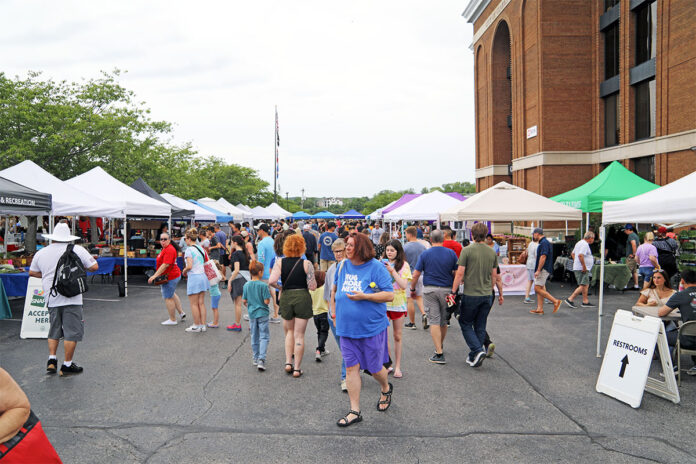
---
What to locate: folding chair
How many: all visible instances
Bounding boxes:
[676,321,696,386]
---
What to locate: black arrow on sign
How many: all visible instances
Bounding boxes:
[619,355,629,378]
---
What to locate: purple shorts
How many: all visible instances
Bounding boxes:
[340,328,390,374]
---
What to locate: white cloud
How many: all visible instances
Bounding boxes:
[2,0,475,197]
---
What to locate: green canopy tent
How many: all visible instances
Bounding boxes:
[551,161,660,232]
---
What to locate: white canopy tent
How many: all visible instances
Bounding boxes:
[67,167,172,297]
[236,203,252,213]
[441,182,582,222]
[216,198,252,220]
[251,206,279,220]
[367,199,398,221]
[385,191,464,222]
[595,170,696,356]
[67,167,171,217]
[266,202,292,219]
[0,160,126,218]
[162,193,216,222]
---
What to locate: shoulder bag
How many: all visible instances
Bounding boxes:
[193,246,223,285]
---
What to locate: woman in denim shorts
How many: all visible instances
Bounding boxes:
[148,233,185,325]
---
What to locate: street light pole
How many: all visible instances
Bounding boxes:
[286,192,289,210]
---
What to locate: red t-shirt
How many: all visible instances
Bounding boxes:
[156,244,181,280]
[443,240,463,259]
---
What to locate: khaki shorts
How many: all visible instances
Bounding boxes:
[422,286,449,327]
[574,270,591,286]
[279,289,313,320]
[626,257,638,274]
[320,259,335,271]
[534,269,550,287]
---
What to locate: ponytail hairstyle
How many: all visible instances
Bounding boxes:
[231,235,249,262]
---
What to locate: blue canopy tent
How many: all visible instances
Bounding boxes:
[312,210,338,219]
[291,211,312,220]
[188,200,234,223]
[340,209,365,219]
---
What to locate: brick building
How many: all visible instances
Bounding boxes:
[464,0,696,197]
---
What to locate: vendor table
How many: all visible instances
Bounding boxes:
[632,305,682,322]
[553,256,573,273]
[592,263,631,290]
[495,264,534,296]
[87,257,185,277]
[0,272,30,298]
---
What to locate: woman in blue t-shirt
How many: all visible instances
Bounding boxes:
[330,232,394,427]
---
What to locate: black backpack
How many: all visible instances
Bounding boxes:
[50,244,89,298]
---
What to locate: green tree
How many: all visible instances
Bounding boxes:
[0,70,274,206]
[361,190,410,215]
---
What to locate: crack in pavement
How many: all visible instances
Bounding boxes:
[494,351,685,463]
[45,422,696,462]
[191,331,250,426]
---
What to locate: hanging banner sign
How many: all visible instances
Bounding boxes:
[20,277,50,339]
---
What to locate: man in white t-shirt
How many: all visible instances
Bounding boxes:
[564,231,595,308]
[29,223,98,376]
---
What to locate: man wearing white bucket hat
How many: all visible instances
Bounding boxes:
[29,222,98,376]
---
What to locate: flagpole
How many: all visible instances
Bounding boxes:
[274,105,278,204]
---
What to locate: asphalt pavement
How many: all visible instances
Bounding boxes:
[1,275,695,463]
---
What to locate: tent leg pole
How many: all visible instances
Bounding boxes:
[597,225,606,357]
[585,212,589,233]
[124,218,128,298]
[4,215,8,258]
[565,221,568,237]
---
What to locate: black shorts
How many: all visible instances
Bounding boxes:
[220,253,230,266]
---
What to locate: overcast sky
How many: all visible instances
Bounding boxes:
[2,1,475,198]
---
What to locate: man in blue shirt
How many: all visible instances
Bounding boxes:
[410,230,459,364]
[255,223,280,322]
[530,228,561,315]
[319,222,338,271]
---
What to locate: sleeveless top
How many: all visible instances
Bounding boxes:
[281,257,308,291]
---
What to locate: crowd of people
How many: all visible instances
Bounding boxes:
[22,216,696,430]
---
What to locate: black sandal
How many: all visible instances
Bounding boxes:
[292,369,304,378]
[377,382,393,412]
[336,410,362,427]
[284,363,293,374]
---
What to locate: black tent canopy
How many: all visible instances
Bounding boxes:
[130,178,194,219]
[0,175,52,215]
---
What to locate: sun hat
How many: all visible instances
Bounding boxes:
[42,223,80,242]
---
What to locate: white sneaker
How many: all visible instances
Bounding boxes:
[161,319,177,326]
[200,325,207,332]
[243,314,250,321]
[178,313,186,321]
[185,325,202,333]
[687,366,696,376]
[269,317,282,324]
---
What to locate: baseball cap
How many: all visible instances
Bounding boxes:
[532,227,543,235]
[624,224,634,230]
[657,226,667,234]
[240,230,249,237]
[303,224,311,230]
